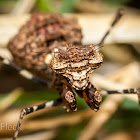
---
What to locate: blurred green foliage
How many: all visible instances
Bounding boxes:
[1,90,139,140]
[0,0,138,14]
[59,0,77,13]
[36,0,54,12]
[36,0,78,13]
[0,89,88,110]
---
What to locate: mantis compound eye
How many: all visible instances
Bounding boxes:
[61,86,77,112]
[82,83,102,111]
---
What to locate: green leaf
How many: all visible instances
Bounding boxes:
[36,0,54,12]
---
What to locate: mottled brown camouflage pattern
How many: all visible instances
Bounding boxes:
[8,12,82,82]
[50,44,103,90]
[8,12,102,111]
